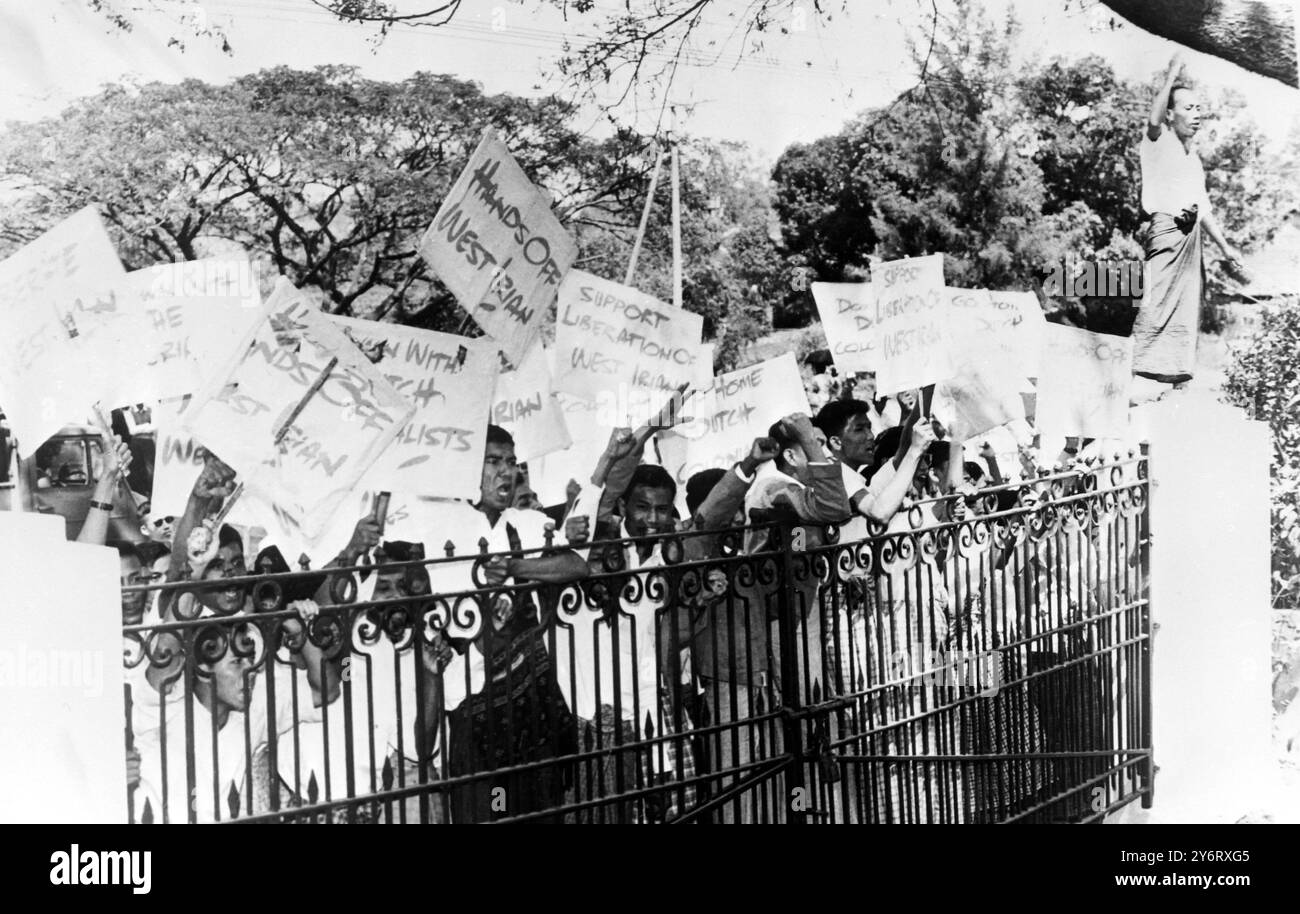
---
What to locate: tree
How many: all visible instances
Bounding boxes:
[769,2,1293,336]
[772,4,1066,295]
[573,138,786,368]
[0,66,649,331]
[771,132,876,290]
[1017,56,1147,246]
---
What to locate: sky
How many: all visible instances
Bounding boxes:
[1,0,1297,166]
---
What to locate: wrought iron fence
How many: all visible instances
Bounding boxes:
[122,453,1151,824]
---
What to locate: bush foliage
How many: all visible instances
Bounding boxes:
[1222,298,1300,608]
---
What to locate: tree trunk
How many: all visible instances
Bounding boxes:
[1099,0,1297,88]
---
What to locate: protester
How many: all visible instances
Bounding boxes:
[1132,51,1242,390]
[814,396,938,534]
[429,424,588,824]
[131,621,261,823]
[74,432,132,546]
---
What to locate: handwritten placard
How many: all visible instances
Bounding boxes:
[107,298,262,410]
[131,257,262,309]
[148,395,205,518]
[657,352,812,490]
[553,270,704,419]
[181,279,414,546]
[988,290,1047,381]
[1036,324,1132,439]
[492,344,572,463]
[871,253,951,395]
[330,314,497,500]
[930,288,1028,441]
[0,206,127,450]
[418,130,576,365]
[811,282,877,373]
[97,259,264,407]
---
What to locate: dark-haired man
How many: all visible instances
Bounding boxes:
[557,455,707,821]
[131,623,260,823]
[411,424,587,823]
[814,395,936,537]
[1133,52,1242,390]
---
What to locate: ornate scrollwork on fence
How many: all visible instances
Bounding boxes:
[120,454,1151,825]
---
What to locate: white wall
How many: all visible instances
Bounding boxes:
[1114,391,1276,823]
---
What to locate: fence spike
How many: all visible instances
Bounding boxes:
[141,797,154,825]
[307,770,319,805]
[227,780,241,819]
[382,756,394,791]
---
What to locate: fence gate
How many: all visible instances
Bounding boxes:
[778,456,1154,824]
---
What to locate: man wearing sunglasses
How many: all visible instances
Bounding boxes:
[138,507,177,546]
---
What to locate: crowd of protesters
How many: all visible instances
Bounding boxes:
[58,347,1146,826]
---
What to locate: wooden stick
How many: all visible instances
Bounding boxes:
[624,145,665,287]
[670,136,683,310]
[274,356,338,446]
[210,481,244,529]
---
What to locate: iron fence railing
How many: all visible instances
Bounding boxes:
[121,453,1151,824]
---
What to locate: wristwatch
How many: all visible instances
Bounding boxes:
[90,500,114,512]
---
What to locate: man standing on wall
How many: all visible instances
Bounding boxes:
[1132,52,1243,391]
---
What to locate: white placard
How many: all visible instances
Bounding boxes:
[1036,324,1132,439]
[871,253,952,394]
[181,279,414,547]
[418,129,576,365]
[0,206,126,450]
[657,352,812,490]
[811,282,877,373]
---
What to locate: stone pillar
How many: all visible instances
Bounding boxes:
[1114,390,1276,822]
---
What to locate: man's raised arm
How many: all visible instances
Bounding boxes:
[1148,52,1183,141]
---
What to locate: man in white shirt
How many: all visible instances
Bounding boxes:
[132,635,259,823]
[416,425,588,823]
[556,462,686,822]
[1132,52,1242,387]
[813,397,937,542]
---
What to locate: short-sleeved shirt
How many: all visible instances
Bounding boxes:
[1140,130,1211,218]
[133,702,251,823]
[411,502,559,712]
[839,460,899,542]
[554,521,664,726]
